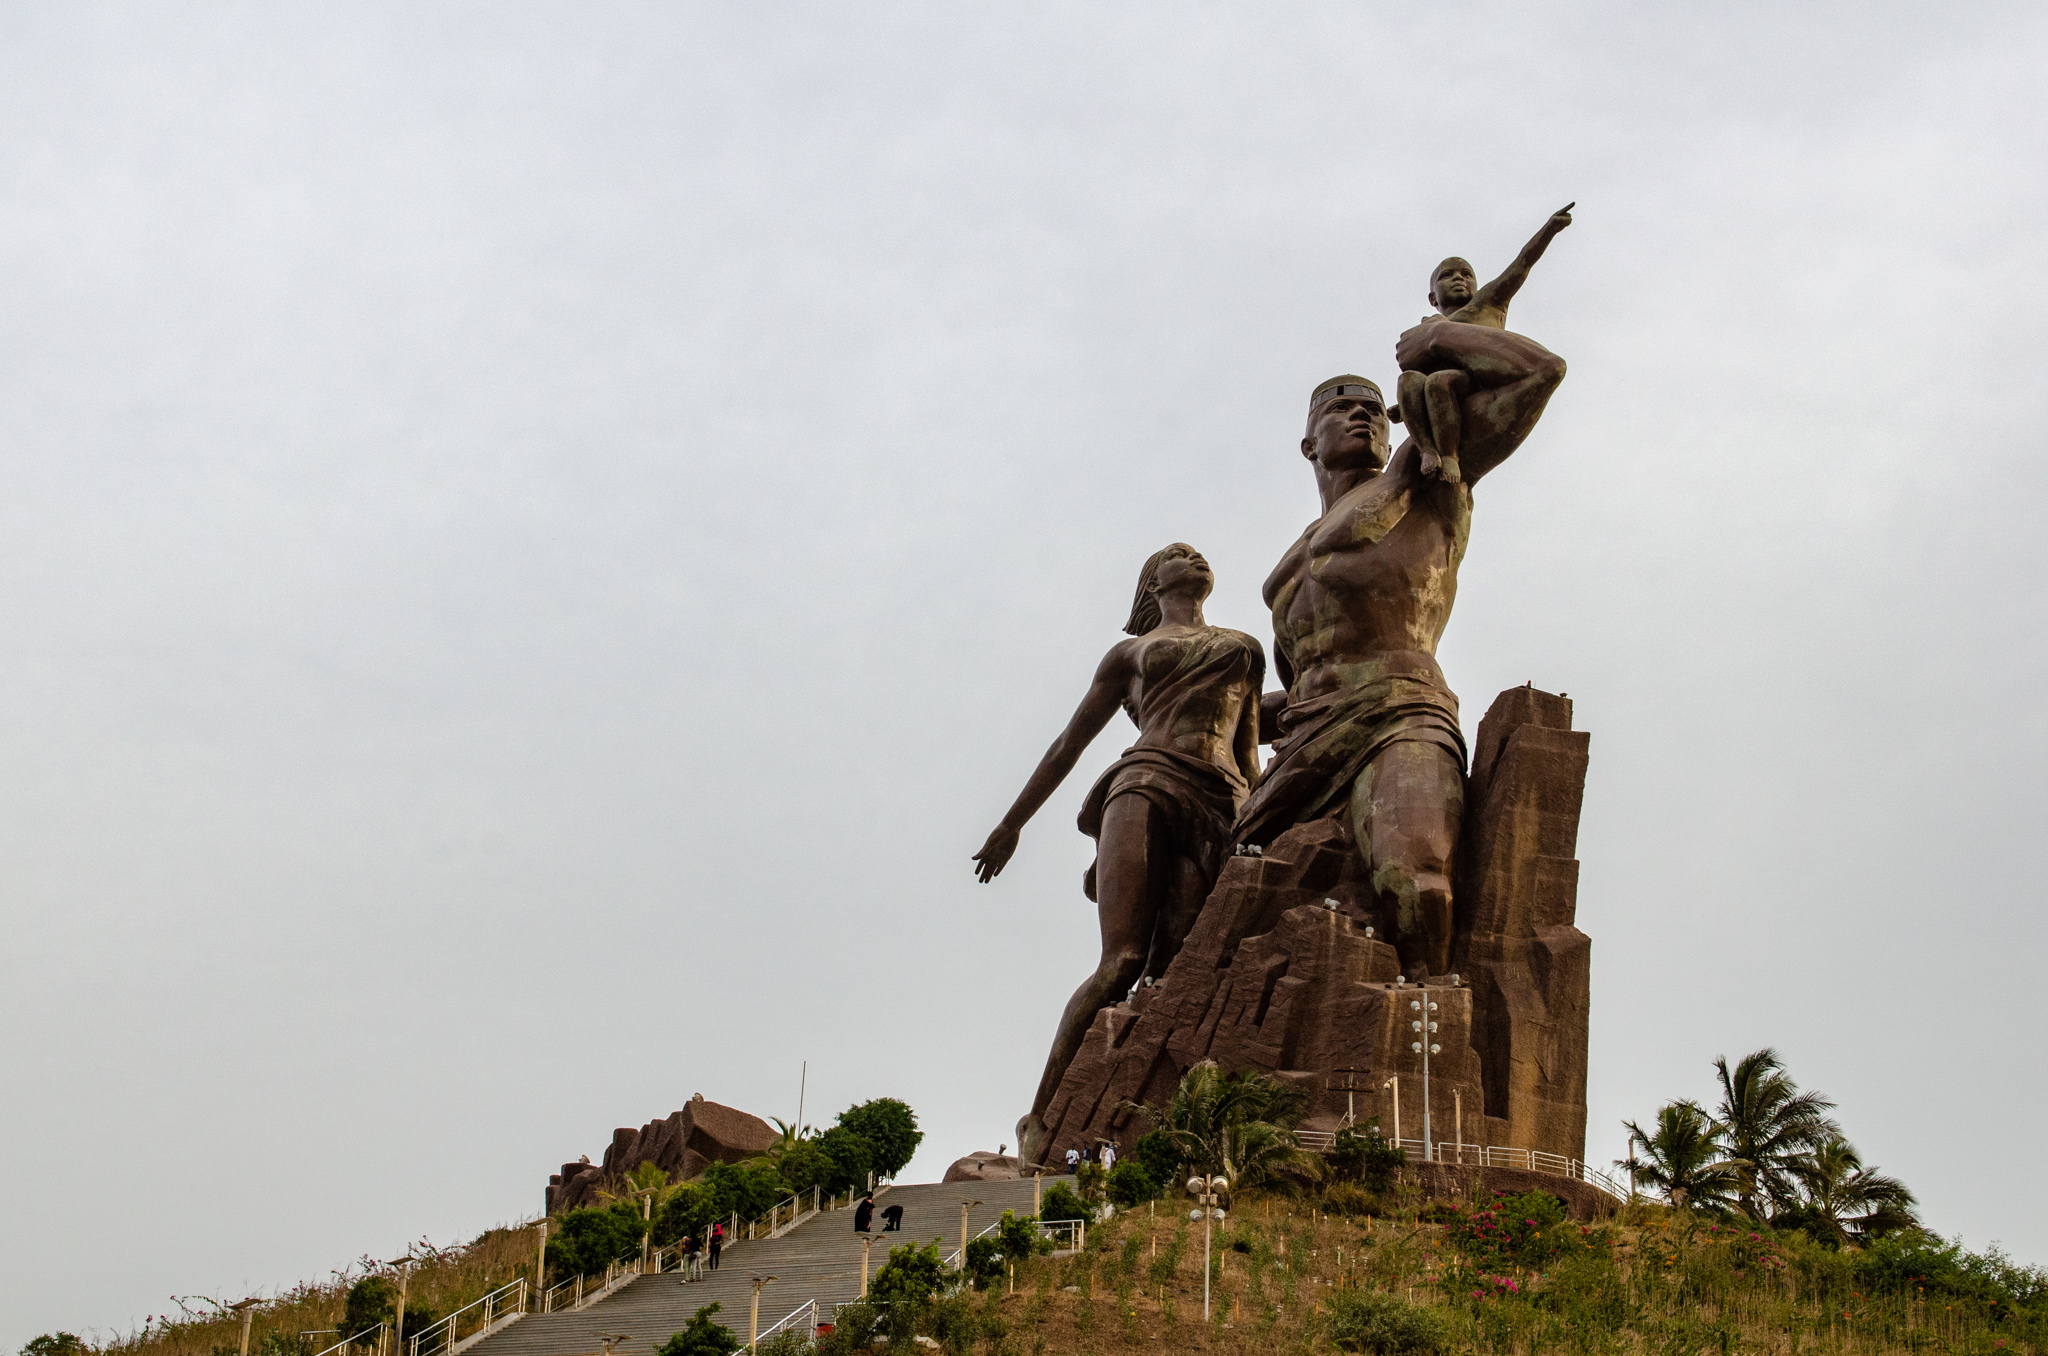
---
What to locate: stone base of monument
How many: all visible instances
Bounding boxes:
[1037,685,1592,1174]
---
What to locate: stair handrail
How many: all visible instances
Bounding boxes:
[312,1321,383,1356]
[748,1298,817,1351]
[943,1219,1004,1268]
[406,1279,525,1356]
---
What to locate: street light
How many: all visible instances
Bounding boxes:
[1381,1074,1400,1147]
[229,1298,261,1356]
[1183,1175,1228,1321]
[376,1258,414,1356]
[957,1199,984,1271]
[856,1234,886,1298]
[532,1220,549,1307]
[746,1276,777,1351]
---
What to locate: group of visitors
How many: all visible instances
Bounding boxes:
[1062,1140,1119,1174]
[851,1190,904,1232]
[673,1221,725,1281]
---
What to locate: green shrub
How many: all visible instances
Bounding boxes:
[653,1303,739,1356]
[870,1240,951,1306]
[1106,1160,1159,1207]
[996,1209,1051,1263]
[1444,1189,1584,1276]
[1855,1231,2048,1314]
[1075,1162,1107,1201]
[256,1334,313,1356]
[651,1182,714,1247]
[1322,1182,1383,1217]
[811,1300,880,1356]
[815,1126,873,1195]
[341,1278,398,1342]
[1039,1183,1091,1223]
[773,1137,833,1196]
[1320,1287,1451,1355]
[1329,1127,1407,1193]
[1133,1129,1181,1189]
[835,1098,923,1179]
[21,1336,87,1356]
[545,1203,646,1278]
[964,1236,1005,1289]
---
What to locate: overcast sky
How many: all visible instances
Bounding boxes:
[4,2,2046,1345]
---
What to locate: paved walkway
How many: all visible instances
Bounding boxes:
[468,1178,1055,1356]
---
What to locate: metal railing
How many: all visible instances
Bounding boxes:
[1036,1218,1086,1252]
[943,1220,1003,1267]
[1295,1131,1627,1201]
[541,1256,640,1313]
[406,1279,525,1356]
[312,1323,382,1356]
[749,1298,817,1351]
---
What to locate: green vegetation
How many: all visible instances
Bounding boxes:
[833,1098,923,1180]
[652,1303,738,1356]
[1038,1182,1090,1223]
[869,1240,950,1306]
[1622,1047,1919,1244]
[545,1202,646,1276]
[1129,1058,1322,1190]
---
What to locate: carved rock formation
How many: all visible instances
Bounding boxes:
[547,1093,779,1214]
[943,1151,1025,1183]
[1037,686,1590,1164]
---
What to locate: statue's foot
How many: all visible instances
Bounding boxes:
[1016,1113,1049,1172]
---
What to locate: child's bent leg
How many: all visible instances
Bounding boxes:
[1423,370,1469,482]
[1397,369,1441,473]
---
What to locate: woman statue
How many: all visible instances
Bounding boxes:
[972,543,1265,1167]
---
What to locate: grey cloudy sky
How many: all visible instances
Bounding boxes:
[4,2,2045,1344]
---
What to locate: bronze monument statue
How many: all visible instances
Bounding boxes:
[971,544,1265,1167]
[999,208,1593,1176]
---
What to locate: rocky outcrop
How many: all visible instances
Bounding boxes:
[1037,686,1591,1167]
[547,1094,779,1214]
[943,1152,1025,1183]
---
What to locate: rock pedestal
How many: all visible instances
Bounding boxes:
[547,1093,779,1213]
[1037,686,1590,1164]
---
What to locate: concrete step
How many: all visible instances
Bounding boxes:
[467,1178,1061,1356]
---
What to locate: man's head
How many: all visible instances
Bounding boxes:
[1302,375,1389,473]
[1429,256,1476,313]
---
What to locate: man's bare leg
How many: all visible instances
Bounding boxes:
[1349,741,1465,977]
[1017,793,1165,1167]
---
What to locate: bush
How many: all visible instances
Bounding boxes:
[1075,1162,1107,1201]
[814,1126,873,1196]
[1330,1127,1407,1193]
[964,1235,1005,1289]
[1444,1189,1583,1275]
[651,1182,714,1247]
[1133,1128,1181,1190]
[654,1303,739,1356]
[1855,1231,2048,1313]
[22,1336,87,1356]
[1323,1182,1384,1218]
[1039,1182,1091,1223]
[870,1240,951,1306]
[341,1278,398,1342]
[774,1137,833,1196]
[811,1300,880,1356]
[1321,1288,1452,1355]
[546,1203,646,1279]
[1106,1160,1159,1207]
[835,1099,923,1180]
[698,1160,787,1224]
[996,1209,1051,1263]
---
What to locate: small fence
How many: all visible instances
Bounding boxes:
[406,1279,525,1356]
[1294,1131,1627,1201]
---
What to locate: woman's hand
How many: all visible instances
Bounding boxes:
[973,824,1021,882]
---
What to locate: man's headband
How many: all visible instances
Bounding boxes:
[1309,376,1384,411]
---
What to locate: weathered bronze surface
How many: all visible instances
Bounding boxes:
[973,545,1265,1169]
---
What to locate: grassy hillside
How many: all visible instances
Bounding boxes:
[818,1183,2046,1356]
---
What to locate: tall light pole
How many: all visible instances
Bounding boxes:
[377,1258,412,1356]
[746,1276,777,1350]
[957,1199,983,1271]
[857,1234,885,1298]
[533,1220,549,1307]
[1183,1175,1228,1321]
[230,1298,261,1356]
[1381,1075,1400,1148]
[1408,992,1440,1161]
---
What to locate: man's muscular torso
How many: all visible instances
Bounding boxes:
[1264,443,1470,707]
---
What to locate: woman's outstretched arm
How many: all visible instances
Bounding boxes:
[972,643,1132,882]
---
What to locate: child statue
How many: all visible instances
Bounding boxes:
[1394,203,1574,483]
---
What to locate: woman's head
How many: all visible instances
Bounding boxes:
[1123,542,1213,634]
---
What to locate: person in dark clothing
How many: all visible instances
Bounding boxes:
[853,1193,875,1232]
[707,1222,724,1270]
[880,1204,904,1231]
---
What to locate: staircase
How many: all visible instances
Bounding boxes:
[467,1179,1057,1356]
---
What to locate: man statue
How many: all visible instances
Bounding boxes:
[1232,321,1566,978]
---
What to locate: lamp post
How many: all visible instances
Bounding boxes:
[1332,1067,1366,1129]
[857,1234,885,1298]
[1183,1175,1228,1321]
[377,1258,413,1356]
[746,1276,777,1350]
[1408,992,1440,1161]
[533,1220,549,1307]
[1381,1074,1400,1148]
[957,1199,984,1271]
[230,1298,261,1356]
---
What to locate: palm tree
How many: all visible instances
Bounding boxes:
[1712,1048,1841,1220]
[1619,1100,1743,1211]
[1134,1062,1323,1191]
[1782,1136,1918,1244]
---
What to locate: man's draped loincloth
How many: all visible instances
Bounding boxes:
[1233,651,1467,850]
[1078,747,1247,902]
